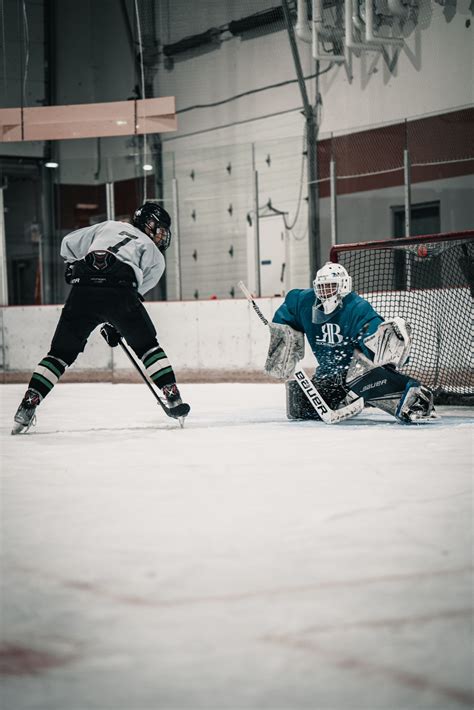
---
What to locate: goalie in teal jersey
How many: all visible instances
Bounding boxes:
[266,262,438,424]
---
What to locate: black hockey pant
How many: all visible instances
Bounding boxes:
[23,286,171,402]
[49,285,158,365]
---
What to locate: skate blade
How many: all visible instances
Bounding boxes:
[11,414,36,435]
[408,412,441,424]
[11,422,30,435]
[168,402,190,425]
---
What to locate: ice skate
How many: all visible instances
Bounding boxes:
[396,384,439,424]
[162,383,190,427]
[11,389,41,435]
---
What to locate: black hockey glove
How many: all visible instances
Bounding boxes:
[100,323,121,348]
[64,262,74,284]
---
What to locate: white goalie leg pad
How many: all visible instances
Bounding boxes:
[293,368,364,423]
[364,317,412,369]
[264,323,305,380]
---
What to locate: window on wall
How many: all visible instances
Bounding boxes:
[392,201,441,238]
[1,160,44,306]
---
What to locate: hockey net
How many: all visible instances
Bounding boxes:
[331,230,474,405]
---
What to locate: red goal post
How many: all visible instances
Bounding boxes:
[330,230,474,405]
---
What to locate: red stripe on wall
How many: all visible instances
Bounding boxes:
[317,108,473,198]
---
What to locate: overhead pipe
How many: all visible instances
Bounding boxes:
[297,0,404,60]
[312,0,347,63]
[345,0,383,50]
[313,0,345,40]
[352,0,365,31]
[295,0,311,42]
[296,0,346,63]
[365,0,405,46]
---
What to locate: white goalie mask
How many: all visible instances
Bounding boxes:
[313,262,353,315]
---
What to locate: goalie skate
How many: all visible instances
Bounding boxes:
[396,384,439,424]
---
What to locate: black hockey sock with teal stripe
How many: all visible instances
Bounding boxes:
[142,346,176,389]
[27,355,67,400]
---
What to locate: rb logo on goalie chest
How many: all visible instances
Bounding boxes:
[315,323,344,345]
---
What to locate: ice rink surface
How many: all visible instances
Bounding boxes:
[1,382,473,710]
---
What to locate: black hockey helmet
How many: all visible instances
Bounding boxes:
[132,201,172,251]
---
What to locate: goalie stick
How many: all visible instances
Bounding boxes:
[118,337,189,428]
[238,281,364,424]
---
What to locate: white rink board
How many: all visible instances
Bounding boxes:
[1,298,317,374]
[1,289,470,377]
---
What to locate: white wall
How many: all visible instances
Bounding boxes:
[1,297,316,378]
[2,287,469,391]
[316,2,473,134]
[159,0,473,145]
[157,0,473,299]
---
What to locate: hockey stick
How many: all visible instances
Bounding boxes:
[117,337,189,427]
[238,281,364,424]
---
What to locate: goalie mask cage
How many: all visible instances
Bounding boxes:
[330,230,474,405]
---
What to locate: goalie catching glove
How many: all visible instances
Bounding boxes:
[265,323,305,380]
[100,322,121,348]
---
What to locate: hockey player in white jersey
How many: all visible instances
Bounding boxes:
[265,262,438,424]
[12,201,190,434]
